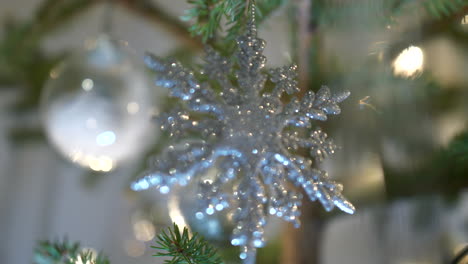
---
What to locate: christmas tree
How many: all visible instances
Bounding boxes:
[1,0,468,264]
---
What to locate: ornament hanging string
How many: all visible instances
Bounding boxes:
[243,6,261,264]
[295,0,313,96]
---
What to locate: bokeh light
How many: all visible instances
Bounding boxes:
[393,46,424,77]
[133,219,155,242]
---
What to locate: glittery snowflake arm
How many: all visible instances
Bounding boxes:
[235,17,267,98]
[262,158,303,226]
[131,140,214,192]
[303,168,355,214]
[196,153,244,214]
[282,128,337,162]
[144,53,224,117]
[202,47,241,105]
[269,65,300,97]
[282,86,350,127]
[270,152,355,214]
[231,176,267,263]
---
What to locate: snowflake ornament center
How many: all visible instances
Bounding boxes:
[222,102,282,154]
[132,10,354,264]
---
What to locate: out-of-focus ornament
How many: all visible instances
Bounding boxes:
[41,35,159,171]
[132,4,353,264]
[169,168,235,246]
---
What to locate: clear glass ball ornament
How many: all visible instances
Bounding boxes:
[168,172,236,247]
[41,35,160,172]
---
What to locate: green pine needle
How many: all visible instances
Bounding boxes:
[152,223,224,264]
[33,238,110,264]
[182,0,285,43]
[422,0,468,18]
[313,0,467,27]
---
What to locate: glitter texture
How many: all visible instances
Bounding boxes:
[131,12,354,263]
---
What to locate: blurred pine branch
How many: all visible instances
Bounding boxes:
[421,0,468,18]
[313,0,468,26]
[33,225,224,264]
[34,239,109,264]
[385,130,468,200]
[0,0,96,111]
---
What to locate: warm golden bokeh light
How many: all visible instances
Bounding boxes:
[133,219,155,242]
[85,156,114,172]
[126,102,140,114]
[393,46,424,77]
[168,194,188,230]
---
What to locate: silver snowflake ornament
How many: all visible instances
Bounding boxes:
[132,15,354,263]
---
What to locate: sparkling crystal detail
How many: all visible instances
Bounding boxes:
[132,12,354,263]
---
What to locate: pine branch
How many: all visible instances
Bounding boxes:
[33,239,110,264]
[384,129,468,200]
[152,223,223,264]
[313,0,468,27]
[410,0,468,19]
[0,0,96,110]
[182,0,285,43]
